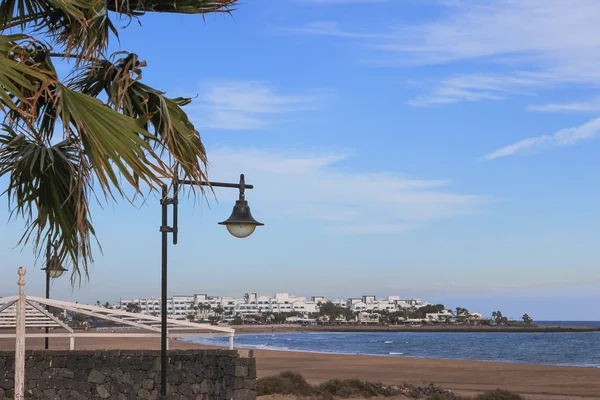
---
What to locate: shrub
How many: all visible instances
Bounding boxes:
[426,394,456,400]
[257,371,315,397]
[426,394,472,400]
[474,389,524,400]
[318,379,378,398]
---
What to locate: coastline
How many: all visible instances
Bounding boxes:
[3,336,599,399]
[2,336,599,399]
[227,323,600,334]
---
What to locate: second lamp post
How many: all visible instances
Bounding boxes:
[159,173,263,399]
[40,238,68,350]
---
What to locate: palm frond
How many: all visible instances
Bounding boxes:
[0,125,96,282]
[56,84,171,197]
[71,52,208,188]
[1,0,237,281]
[0,34,56,124]
[107,0,236,15]
[1,0,116,61]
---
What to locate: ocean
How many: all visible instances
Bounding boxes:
[535,320,600,327]
[188,325,600,368]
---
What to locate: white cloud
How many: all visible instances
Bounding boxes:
[375,1,600,64]
[282,21,391,39]
[390,0,600,105]
[408,86,504,107]
[206,147,485,233]
[483,116,600,160]
[527,97,600,113]
[289,1,600,106]
[191,81,326,130]
[296,0,390,3]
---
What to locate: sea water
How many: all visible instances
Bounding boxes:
[187,328,600,367]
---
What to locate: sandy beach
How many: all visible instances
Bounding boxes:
[1,335,599,399]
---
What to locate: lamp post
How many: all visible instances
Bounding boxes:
[159,173,263,399]
[40,238,68,350]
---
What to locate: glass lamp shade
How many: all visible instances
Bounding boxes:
[218,199,264,239]
[48,268,66,279]
[225,224,257,239]
[42,255,68,279]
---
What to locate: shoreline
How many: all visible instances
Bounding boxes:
[228,324,600,334]
[1,336,599,399]
[181,337,599,369]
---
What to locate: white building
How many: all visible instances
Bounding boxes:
[118,293,477,322]
[425,310,454,322]
[120,292,319,319]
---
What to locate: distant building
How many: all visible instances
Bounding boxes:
[118,292,477,321]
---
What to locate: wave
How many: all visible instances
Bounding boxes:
[183,332,600,368]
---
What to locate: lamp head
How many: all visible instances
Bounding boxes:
[42,255,68,279]
[218,200,264,238]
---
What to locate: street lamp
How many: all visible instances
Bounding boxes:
[159,173,262,399]
[40,238,68,349]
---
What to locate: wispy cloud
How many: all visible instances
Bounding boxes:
[282,21,391,39]
[295,0,390,4]
[527,97,600,113]
[408,73,549,106]
[388,0,600,105]
[483,117,600,161]
[207,147,485,234]
[408,86,504,107]
[289,1,600,106]
[190,81,326,130]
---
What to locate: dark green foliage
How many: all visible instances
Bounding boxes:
[317,379,378,398]
[257,372,467,399]
[409,304,446,319]
[426,394,456,400]
[426,394,471,400]
[318,301,356,322]
[125,302,142,313]
[427,390,524,400]
[473,389,525,400]
[257,371,315,397]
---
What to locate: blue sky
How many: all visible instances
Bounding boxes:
[2,0,600,320]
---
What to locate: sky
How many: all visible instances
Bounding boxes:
[2,0,600,320]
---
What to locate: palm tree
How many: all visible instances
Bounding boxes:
[492,311,503,325]
[188,304,196,317]
[0,0,238,281]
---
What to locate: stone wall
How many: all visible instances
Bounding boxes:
[0,349,256,400]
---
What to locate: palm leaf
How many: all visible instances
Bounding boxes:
[1,0,238,281]
[2,0,116,61]
[0,34,56,123]
[56,84,170,197]
[0,125,95,281]
[71,52,208,188]
[106,0,236,15]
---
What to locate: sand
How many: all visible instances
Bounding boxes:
[1,336,598,399]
